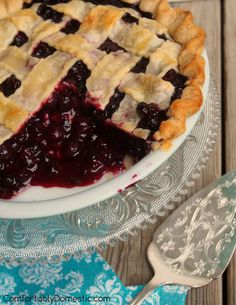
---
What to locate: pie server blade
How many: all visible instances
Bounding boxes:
[129,171,236,305]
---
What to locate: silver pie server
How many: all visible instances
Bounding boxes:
[129,171,236,305]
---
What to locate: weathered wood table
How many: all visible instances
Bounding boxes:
[102,0,236,304]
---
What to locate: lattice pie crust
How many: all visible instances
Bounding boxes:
[0,0,205,150]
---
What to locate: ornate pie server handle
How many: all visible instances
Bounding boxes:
[129,277,165,305]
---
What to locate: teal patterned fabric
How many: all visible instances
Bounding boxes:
[0,252,188,304]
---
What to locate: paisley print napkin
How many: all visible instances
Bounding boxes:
[0,252,188,304]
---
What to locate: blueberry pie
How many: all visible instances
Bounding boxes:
[0,0,205,199]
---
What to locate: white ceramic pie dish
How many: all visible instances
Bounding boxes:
[0,51,209,219]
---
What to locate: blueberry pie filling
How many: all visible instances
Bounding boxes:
[32,42,56,58]
[0,0,205,199]
[10,32,29,47]
[0,75,21,97]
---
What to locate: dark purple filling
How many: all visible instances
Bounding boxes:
[32,42,56,58]
[0,68,187,200]
[88,88,125,124]
[63,60,91,91]
[122,13,139,24]
[0,75,21,97]
[37,4,64,23]
[163,69,188,101]
[131,58,149,73]
[99,38,126,53]
[23,3,32,8]
[10,32,28,47]
[105,89,125,118]
[157,34,168,41]
[103,124,151,161]
[137,70,189,133]
[137,103,168,133]
[0,61,150,199]
[140,11,153,19]
[0,84,122,199]
[61,19,81,34]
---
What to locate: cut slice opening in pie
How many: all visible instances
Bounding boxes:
[0,0,205,199]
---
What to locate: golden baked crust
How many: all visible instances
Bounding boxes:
[0,0,205,149]
[153,80,203,142]
[139,0,205,147]
[0,0,25,19]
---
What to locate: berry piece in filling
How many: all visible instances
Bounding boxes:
[91,88,125,123]
[61,19,81,34]
[131,58,149,73]
[0,75,21,97]
[37,5,64,23]
[137,102,168,133]
[157,34,168,41]
[32,42,56,58]
[104,89,125,118]
[63,60,91,91]
[163,69,188,101]
[10,32,28,47]
[122,13,139,24]
[99,38,126,53]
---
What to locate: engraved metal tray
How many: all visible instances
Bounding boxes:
[0,79,220,264]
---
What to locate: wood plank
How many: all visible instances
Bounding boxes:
[101,1,223,305]
[223,0,236,305]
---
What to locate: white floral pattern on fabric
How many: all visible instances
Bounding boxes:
[145,292,161,305]
[125,286,161,305]
[0,272,16,295]
[0,261,19,270]
[19,262,63,288]
[103,262,112,271]
[162,285,189,294]
[76,252,93,264]
[125,286,142,304]
[0,252,188,305]
[87,274,123,305]
[56,271,84,295]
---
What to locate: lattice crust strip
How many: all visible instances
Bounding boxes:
[0,0,205,149]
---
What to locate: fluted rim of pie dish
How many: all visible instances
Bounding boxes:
[0,50,209,220]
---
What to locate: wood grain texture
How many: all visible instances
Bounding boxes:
[223,0,236,305]
[101,1,224,305]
